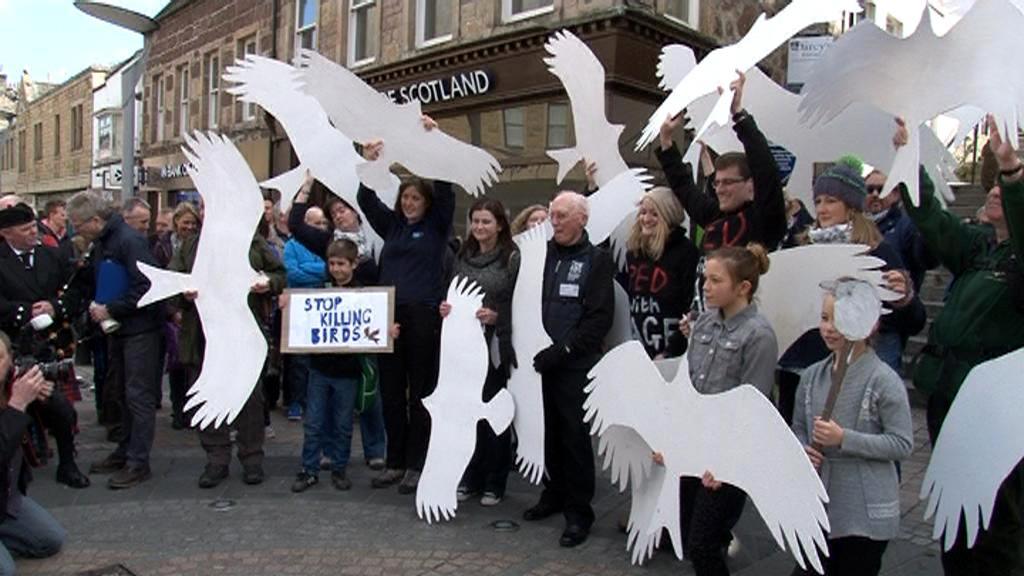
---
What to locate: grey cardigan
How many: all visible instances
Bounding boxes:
[687,304,778,397]
[792,349,914,541]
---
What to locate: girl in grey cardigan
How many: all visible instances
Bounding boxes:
[791,280,913,576]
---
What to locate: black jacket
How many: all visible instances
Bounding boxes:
[289,201,379,286]
[90,214,163,336]
[0,242,83,355]
[541,232,615,371]
[657,112,787,252]
[0,407,33,520]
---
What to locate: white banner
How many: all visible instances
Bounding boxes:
[281,287,395,353]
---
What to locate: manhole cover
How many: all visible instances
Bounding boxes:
[490,520,520,532]
[76,564,138,576]
[209,498,237,512]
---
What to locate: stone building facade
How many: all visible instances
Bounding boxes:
[0,69,107,206]
[141,0,804,220]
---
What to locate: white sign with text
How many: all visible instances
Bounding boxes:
[282,287,395,353]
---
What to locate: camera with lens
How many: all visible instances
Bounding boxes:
[14,314,75,384]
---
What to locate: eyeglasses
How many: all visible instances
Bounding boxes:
[712,177,749,189]
[866,185,885,194]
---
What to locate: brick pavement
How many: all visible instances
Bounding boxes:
[16,367,942,576]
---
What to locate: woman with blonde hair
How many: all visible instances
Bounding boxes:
[510,204,548,235]
[625,187,699,358]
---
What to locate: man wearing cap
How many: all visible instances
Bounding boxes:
[66,191,164,490]
[0,203,90,488]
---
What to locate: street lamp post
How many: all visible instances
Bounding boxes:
[73,2,158,201]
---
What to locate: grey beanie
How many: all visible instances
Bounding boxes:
[813,163,867,210]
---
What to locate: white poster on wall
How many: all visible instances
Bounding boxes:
[786,36,833,87]
[281,287,395,353]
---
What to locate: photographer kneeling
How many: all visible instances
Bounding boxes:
[0,332,66,575]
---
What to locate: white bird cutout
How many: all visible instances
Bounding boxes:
[758,244,900,359]
[417,277,516,523]
[635,0,860,150]
[223,54,397,251]
[508,222,553,484]
[920,347,1024,551]
[136,132,267,429]
[798,0,1024,205]
[293,49,501,198]
[585,342,830,571]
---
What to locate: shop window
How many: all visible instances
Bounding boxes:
[53,114,60,156]
[296,0,319,53]
[177,65,190,136]
[547,103,571,149]
[417,0,453,47]
[664,0,698,29]
[503,0,553,23]
[504,108,525,149]
[349,0,377,67]
[240,37,259,120]
[206,53,220,129]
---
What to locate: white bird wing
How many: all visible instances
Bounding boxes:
[656,44,697,92]
[294,49,500,197]
[675,383,830,573]
[179,132,266,430]
[543,30,628,185]
[606,210,634,271]
[508,222,554,483]
[603,279,634,351]
[759,244,897,358]
[418,277,490,523]
[921,347,1024,550]
[636,0,858,149]
[586,168,651,247]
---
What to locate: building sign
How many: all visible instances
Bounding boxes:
[281,287,395,353]
[787,36,833,87]
[160,162,191,179]
[383,69,493,105]
[92,165,145,191]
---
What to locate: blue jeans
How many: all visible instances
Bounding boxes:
[358,394,387,461]
[0,496,66,576]
[302,369,358,474]
[285,355,310,409]
[874,330,904,375]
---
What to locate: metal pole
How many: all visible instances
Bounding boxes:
[120,51,146,200]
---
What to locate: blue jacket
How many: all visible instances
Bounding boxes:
[874,205,938,291]
[283,238,326,288]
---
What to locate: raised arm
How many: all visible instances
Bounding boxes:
[656,113,721,227]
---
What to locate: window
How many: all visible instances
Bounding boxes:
[547,103,571,148]
[417,0,452,47]
[206,54,220,129]
[664,0,698,28]
[240,38,258,120]
[503,108,524,149]
[98,115,113,153]
[348,0,377,66]
[177,66,190,136]
[71,104,84,151]
[33,123,42,161]
[296,0,318,52]
[502,0,553,23]
[53,114,60,156]
[154,74,165,142]
[17,130,25,173]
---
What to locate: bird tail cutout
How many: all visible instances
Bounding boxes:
[656,45,697,92]
[626,464,682,565]
[137,263,191,308]
[546,147,583,185]
[260,166,307,212]
[482,388,515,436]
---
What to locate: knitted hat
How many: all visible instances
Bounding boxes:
[0,203,35,230]
[642,186,685,228]
[813,158,867,210]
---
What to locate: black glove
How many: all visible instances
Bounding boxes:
[533,343,568,373]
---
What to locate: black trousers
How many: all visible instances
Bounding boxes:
[928,393,1024,575]
[680,477,747,576]
[539,365,595,529]
[379,303,440,471]
[460,363,512,497]
[34,393,78,468]
[791,536,888,576]
[110,330,163,468]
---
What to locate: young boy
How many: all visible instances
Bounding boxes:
[292,239,365,492]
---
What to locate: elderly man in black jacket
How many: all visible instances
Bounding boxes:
[0,332,66,575]
[524,191,615,548]
[67,191,164,490]
[0,203,90,488]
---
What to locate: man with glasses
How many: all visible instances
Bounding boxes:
[864,169,938,292]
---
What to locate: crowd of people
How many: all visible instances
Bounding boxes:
[0,75,1021,576]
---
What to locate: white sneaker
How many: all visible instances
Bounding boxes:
[480,492,502,507]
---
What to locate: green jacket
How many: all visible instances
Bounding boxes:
[170,234,287,366]
[902,168,1024,401]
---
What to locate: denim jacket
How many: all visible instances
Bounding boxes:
[687,304,778,397]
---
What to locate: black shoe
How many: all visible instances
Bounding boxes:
[106,426,126,444]
[523,500,563,521]
[291,471,318,493]
[397,470,420,495]
[371,468,405,489]
[331,469,352,491]
[242,464,265,485]
[56,463,91,489]
[89,453,127,475]
[559,524,589,548]
[198,464,229,489]
[108,465,151,489]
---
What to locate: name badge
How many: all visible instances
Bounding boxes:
[559,283,580,298]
